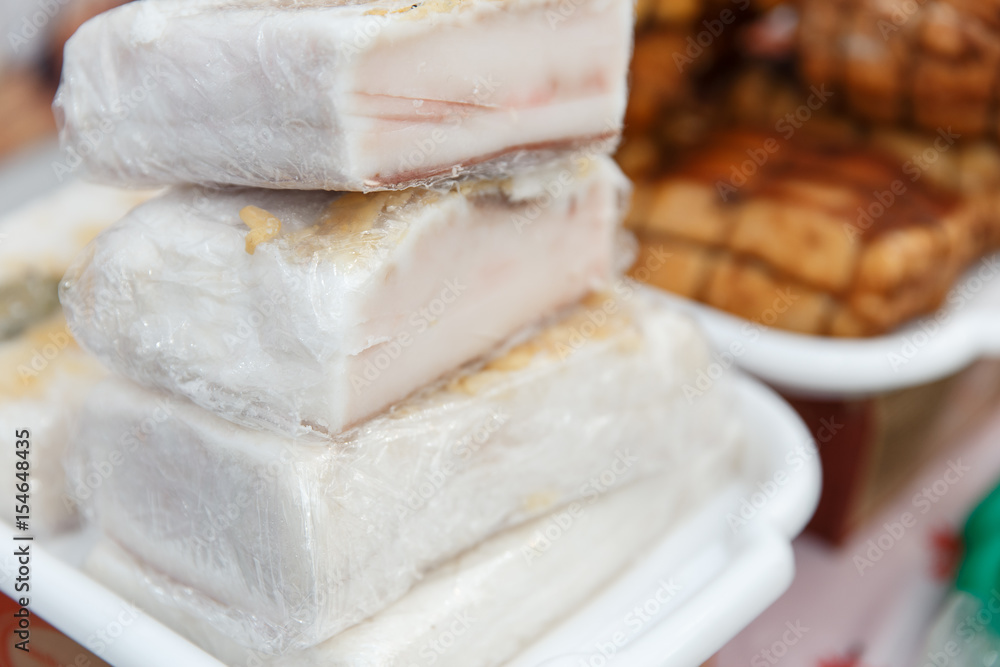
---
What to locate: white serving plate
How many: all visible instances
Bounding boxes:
[644,255,1000,398]
[0,373,819,667]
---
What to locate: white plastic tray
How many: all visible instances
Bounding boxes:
[644,255,1000,398]
[0,374,819,667]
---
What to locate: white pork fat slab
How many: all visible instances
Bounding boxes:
[66,290,742,653]
[54,0,633,191]
[60,158,628,438]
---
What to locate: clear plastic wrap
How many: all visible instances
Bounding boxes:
[0,315,106,534]
[53,0,633,191]
[86,463,741,667]
[66,289,742,654]
[60,157,629,439]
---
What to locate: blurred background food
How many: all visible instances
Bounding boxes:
[798,0,1000,140]
[622,0,1000,339]
[617,2,1000,662]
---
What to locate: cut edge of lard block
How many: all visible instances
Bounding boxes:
[66,288,744,653]
[54,0,634,191]
[60,157,629,439]
[84,464,740,667]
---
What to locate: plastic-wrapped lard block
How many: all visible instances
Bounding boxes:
[66,289,743,654]
[60,157,629,439]
[85,464,741,667]
[0,315,106,534]
[53,0,634,191]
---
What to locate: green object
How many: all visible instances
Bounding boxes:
[0,273,61,341]
[922,482,1000,666]
[957,483,1000,637]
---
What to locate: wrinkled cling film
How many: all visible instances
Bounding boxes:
[61,158,630,439]
[55,0,633,191]
[67,290,744,653]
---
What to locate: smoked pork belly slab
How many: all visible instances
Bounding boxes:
[60,158,628,438]
[54,0,633,191]
[66,290,742,653]
[84,462,740,667]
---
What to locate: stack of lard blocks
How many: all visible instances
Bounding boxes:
[55,0,744,663]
